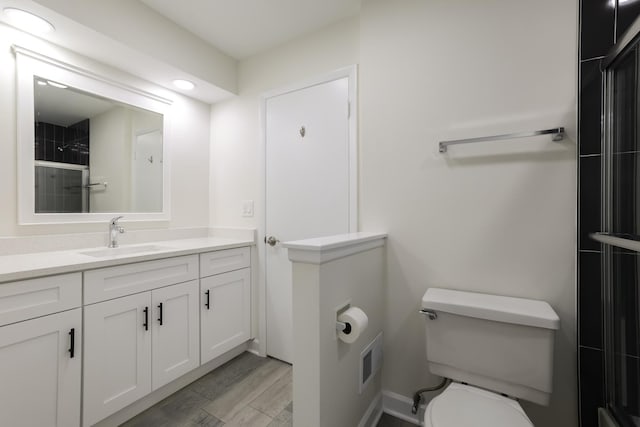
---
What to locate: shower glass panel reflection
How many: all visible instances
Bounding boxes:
[34,164,88,213]
[604,24,640,427]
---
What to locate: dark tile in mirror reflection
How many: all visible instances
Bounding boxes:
[34,120,90,166]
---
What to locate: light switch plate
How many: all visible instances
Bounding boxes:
[241,200,254,217]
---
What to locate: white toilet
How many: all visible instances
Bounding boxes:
[421,288,560,427]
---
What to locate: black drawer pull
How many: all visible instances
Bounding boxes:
[143,306,149,331]
[205,290,210,310]
[68,328,75,358]
[158,302,163,325]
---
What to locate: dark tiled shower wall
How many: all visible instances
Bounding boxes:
[578,2,640,427]
[35,119,90,166]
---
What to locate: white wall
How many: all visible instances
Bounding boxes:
[358,1,577,426]
[90,106,130,212]
[211,1,577,426]
[209,17,360,226]
[0,23,211,236]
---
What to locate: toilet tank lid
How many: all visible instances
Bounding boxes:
[422,288,560,330]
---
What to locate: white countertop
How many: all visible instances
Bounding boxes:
[0,237,254,283]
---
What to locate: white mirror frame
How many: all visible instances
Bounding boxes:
[14,46,172,224]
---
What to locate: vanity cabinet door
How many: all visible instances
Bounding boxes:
[83,293,152,427]
[151,280,199,389]
[201,268,251,364]
[0,308,81,427]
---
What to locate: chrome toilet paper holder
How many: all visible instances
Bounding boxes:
[336,301,352,334]
[336,320,352,334]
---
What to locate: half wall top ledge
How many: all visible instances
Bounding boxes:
[284,232,388,264]
[0,0,237,104]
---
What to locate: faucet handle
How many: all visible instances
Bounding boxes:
[110,215,124,225]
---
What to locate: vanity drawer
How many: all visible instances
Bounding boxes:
[0,273,81,327]
[84,255,198,304]
[200,247,250,278]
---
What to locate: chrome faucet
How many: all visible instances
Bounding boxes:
[108,216,125,248]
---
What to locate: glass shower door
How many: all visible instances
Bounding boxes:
[604,31,640,427]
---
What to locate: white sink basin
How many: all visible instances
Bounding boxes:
[79,244,172,258]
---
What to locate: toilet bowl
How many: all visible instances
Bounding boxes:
[423,382,533,427]
[421,288,560,426]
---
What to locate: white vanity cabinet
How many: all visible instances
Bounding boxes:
[151,280,200,388]
[0,273,82,427]
[83,292,151,426]
[200,247,251,364]
[0,243,253,427]
[83,256,201,427]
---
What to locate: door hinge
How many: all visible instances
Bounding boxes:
[347,101,351,119]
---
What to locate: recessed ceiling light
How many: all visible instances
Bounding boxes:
[3,8,54,34]
[46,80,67,89]
[172,79,195,90]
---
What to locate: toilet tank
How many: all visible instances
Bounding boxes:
[422,288,560,406]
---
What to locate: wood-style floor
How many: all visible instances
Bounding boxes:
[121,352,292,427]
[119,351,415,427]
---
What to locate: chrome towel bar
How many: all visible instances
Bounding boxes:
[85,182,108,189]
[439,127,565,153]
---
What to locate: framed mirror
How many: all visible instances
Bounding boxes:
[14,46,171,224]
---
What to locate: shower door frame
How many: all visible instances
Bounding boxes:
[601,13,640,427]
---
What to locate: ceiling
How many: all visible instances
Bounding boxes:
[35,81,115,127]
[0,0,361,104]
[139,0,361,59]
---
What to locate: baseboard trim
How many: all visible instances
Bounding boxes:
[382,390,423,425]
[358,393,383,427]
[246,338,262,356]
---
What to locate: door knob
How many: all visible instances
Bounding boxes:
[265,236,280,246]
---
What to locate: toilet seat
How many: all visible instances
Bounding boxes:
[423,383,534,427]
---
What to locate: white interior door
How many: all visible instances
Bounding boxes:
[265,75,353,363]
[132,130,163,212]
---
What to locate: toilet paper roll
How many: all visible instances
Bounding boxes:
[337,306,368,344]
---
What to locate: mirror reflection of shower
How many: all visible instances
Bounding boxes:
[33,77,163,214]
